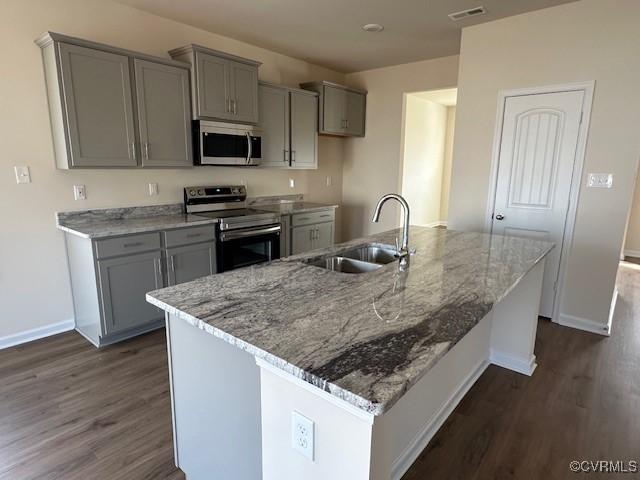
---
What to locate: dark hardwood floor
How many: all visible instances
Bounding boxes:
[1,262,639,479]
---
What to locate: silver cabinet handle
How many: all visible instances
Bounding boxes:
[231,99,237,114]
[283,149,289,163]
[495,214,505,220]
[144,142,149,160]
[155,257,163,283]
[170,255,175,272]
[291,150,296,162]
[131,141,136,161]
[226,98,230,113]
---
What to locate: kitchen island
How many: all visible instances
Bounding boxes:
[146,226,553,480]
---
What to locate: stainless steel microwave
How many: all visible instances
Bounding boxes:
[193,120,262,166]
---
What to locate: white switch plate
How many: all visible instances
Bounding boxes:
[587,173,613,188]
[289,178,295,189]
[291,411,314,461]
[14,166,31,184]
[326,176,332,187]
[73,184,86,200]
[148,182,159,196]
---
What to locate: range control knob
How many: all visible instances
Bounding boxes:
[189,189,196,196]
[198,189,205,196]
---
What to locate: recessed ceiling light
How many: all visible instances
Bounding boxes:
[362,23,384,32]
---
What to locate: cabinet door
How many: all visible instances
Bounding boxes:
[313,222,334,250]
[291,225,315,255]
[345,90,366,137]
[97,251,164,335]
[290,91,318,169]
[259,84,289,167]
[230,61,259,123]
[134,60,192,167]
[58,43,137,167]
[195,51,232,120]
[322,85,346,134]
[166,243,216,286]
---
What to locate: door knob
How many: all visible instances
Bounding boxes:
[495,213,505,220]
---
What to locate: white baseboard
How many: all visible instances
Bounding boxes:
[623,249,640,258]
[489,349,537,376]
[558,313,610,336]
[424,220,448,228]
[390,359,488,480]
[0,319,75,350]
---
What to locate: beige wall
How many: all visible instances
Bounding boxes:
[0,0,346,338]
[623,174,640,255]
[448,0,640,327]
[440,107,455,220]
[400,95,447,226]
[341,56,459,240]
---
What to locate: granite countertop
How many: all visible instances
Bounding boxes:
[146,226,553,415]
[55,204,219,239]
[252,202,338,215]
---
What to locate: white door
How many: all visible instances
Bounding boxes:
[492,90,584,318]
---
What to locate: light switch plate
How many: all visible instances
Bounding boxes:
[291,411,314,461]
[289,178,295,189]
[326,176,332,187]
[14,166,31,184]
[73,185,86,200]
[587,173,613,188]
[148,183,159,196]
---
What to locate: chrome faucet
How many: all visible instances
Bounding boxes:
[371,194,410,270]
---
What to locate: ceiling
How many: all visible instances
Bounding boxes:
[412,88,458,106]
[116,0,579,73]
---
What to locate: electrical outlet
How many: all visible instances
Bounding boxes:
[587,173,613,188]
[291,411,314,460]
[73,184,86,200]
[14,166,31,184]
[326,176,332,187]
[148,182,159,196]
[241,178,248,188]
[289,178,295,189]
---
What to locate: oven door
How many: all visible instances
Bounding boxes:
[217,225,281,272]
[197,121,262,166]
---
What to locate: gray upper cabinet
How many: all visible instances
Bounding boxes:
[166,242,216,286]
[97,250,164,335]
[134,59,192,167]
[300,81,367,137]
[58,43,137,168]
[259,84,290,167]
[36,32,192,169]
[259,82,317,169]
[290,90,318,168]
[170,44,261,124]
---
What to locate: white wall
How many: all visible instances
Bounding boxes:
[400,95,447,226]
[0,0,346,339]
[341,56,459,240]
[448,0,640,328]
[440,106,456,220]
[623,173,640,256]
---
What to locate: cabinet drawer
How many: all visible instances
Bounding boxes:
[163,225,216,248]
[95,233,161,259]
[291,210,335,226]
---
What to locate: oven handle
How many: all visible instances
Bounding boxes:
[246,132,252,164]
[219,225,281,242]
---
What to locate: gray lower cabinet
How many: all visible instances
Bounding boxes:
[166,242,216,286]
[36,32,192,169]
[289,209,336,255]
[134,59,192,167]
[259,82,318,169]
[300,81,367,137]
[65,225,217,347]
[97,251,164,335]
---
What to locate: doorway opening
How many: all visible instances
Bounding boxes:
[400,88,457,228]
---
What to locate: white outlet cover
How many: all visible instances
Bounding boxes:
[326,176,332,187]
[14,166,31,184]
[587,173,613,188]
[289,178,295,189]
[73,184,86,200]
[291,411,314,461]
[148,183,159,196]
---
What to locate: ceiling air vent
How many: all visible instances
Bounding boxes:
[448,6,486,21]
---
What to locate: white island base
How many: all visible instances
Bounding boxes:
[165,260,544,480]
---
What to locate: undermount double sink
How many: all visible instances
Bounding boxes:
[306,245,398,274]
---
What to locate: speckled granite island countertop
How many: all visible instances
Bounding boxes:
[146,227,553,415]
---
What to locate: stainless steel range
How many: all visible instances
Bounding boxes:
[185,185,281,272]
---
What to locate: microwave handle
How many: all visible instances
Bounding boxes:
[246,132,252,164]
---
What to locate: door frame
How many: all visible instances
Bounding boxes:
[484,81,595,322]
